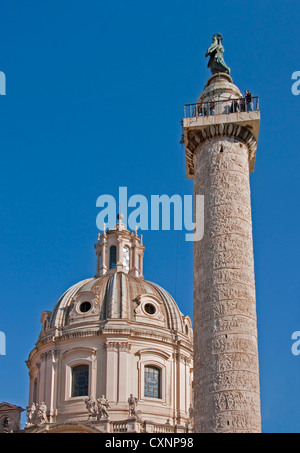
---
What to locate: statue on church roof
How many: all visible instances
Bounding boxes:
[97,395,110,419]
[128,394,138,417]
[85,396,97,420]
[26,402,36,426]
[205,33,231,75]
[36,402,48,425]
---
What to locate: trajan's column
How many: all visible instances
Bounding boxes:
[183,34,261,433]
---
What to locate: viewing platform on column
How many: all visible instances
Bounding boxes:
[183,73,260,178]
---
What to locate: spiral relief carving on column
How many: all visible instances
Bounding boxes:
[193,136,261,433]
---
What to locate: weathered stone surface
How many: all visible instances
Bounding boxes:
[192,134,261,433]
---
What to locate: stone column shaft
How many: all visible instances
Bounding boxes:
[193,136,261,433]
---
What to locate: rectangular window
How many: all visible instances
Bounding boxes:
[144,366,161,399]
[72,365,89,397]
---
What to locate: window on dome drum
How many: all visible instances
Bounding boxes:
[79,301,91,313]
[71,365,89,397]
[109,246,117,269]
[144,366,161,399]
[144,303,156,315]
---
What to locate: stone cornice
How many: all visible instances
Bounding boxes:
[34,327,193,351]
[185,122,257,177]
[28,325,193,367]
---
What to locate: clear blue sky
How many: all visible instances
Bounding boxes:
[0,0,299,433]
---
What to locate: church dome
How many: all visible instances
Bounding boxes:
[48,273,190,335]
[26,220,193,433]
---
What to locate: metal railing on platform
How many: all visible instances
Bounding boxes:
[184,96,259,118]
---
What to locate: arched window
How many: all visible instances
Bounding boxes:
[71,364,89,397]
[109,246,117,269]
[144,366,161,399]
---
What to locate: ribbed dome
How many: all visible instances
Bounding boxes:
[49,273,190,334]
